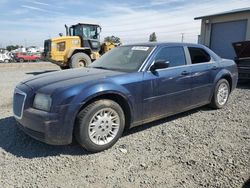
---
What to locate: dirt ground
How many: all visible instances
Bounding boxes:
[0,63,249,188]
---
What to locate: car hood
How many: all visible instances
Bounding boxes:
[22,68,124,91]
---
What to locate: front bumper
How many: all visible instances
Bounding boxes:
[13,83,73,145]
[15,108,71,145]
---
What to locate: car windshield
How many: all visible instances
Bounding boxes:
[89,46,154,72]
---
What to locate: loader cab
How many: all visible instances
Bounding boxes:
[69,23,102,51]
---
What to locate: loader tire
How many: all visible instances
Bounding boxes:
[69,53,91,68]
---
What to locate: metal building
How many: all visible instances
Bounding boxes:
[195,8,250,59]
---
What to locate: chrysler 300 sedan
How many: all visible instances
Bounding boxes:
[13,43,238,152]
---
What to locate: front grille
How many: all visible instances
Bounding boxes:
[13,89,26,119]
[44,39,51,58]
[239,73,250,79]
[237,60,250,67]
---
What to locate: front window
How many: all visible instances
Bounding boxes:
[73,25,100,40]
[154,46,186,67]
[89,46,154,72]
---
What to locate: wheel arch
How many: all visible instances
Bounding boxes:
[220,74,232,92]
[209,70,233,102]
[67,48,92,59]
[71,92,133,139]
[214,70,233,92]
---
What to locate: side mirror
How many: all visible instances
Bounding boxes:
[150,59,169,71]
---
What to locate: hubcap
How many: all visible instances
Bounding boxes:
[78,60,85,67]
[217,82,229,106]
[88,108,120,145]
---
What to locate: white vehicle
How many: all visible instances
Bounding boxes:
[0,53,12,63]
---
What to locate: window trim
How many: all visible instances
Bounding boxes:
[145,45,187,71]
[188,46,212,64]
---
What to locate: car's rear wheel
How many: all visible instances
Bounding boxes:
[69,53,91,68]
[19,58,24,63]
[75,99,125,152]
[4,59,10,63]
[209,79,230,109]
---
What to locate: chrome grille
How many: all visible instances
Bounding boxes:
[13,88,26,119]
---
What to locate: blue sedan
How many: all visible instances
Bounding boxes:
[13,43,238,152]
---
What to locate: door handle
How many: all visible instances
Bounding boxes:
[181,71,189,76]
[212,65,218,70]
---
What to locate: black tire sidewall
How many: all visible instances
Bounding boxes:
[70,53,91,68]
[76,100,125,152]
[213,79,230,109]
[60,66,69,70]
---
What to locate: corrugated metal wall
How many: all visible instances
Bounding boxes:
[210,20,247,59]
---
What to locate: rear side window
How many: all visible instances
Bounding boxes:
[155,46,186,67]
[188,47,211,64]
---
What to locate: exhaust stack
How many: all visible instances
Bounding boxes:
[65,24,69,36]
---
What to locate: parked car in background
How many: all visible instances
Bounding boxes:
[15,53,40,62]
[13,43,238,152]
[0,53,12,63]
[233,41,250,80]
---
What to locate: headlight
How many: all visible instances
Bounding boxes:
[33,93,52,111]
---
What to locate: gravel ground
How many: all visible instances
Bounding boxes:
[0,64,249,188]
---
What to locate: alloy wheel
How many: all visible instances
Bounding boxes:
[88,108,120,145]
[217,82,229,106]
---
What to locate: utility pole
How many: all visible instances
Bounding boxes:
[24,39,27,48]
[181,33,184,42]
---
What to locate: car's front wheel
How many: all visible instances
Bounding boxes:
[75,99,125,152]
[4,59,10,63]
[209,79,230,109]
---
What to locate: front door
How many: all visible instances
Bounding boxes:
[142,46,192,121]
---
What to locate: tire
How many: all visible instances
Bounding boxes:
[60,66,69,70]
[4,59,10,63]
[75,99,125,152]
[209,79,230,109]
[69,53,91,68]
[19,58,24,63]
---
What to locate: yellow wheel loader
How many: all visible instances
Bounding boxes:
[43,23,115,69]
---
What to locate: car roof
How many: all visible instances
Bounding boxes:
[122,42,205,48]
[122,42,221,61]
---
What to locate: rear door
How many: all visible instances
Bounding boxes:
[142,46,192,120]
[188,47,216,106]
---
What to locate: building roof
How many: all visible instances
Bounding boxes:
[194,7,250,20]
